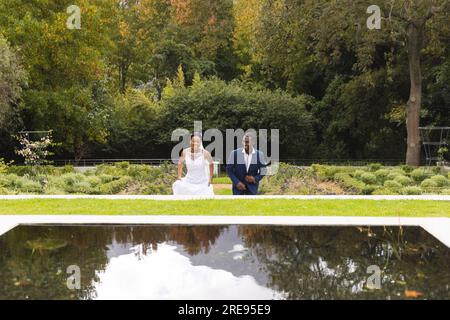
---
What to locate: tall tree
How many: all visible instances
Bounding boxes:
[386,0,450,165]
[0,0,116,158]
[112,0,172,93]
[170,0,238,80]
[232,0,263,77]
[254,0,450,164]
[0,34,27,127]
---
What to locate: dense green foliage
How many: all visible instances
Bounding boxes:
[0,162,177,195]
[1,162,448,195]
[0,0,448,162]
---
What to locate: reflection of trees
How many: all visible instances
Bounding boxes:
[1,225,448,300]
[0,225,225,299]
[0,226,110,299]
[113,225,225,255]
[239,226,450,300]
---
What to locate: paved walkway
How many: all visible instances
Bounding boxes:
[1,195,449,200]
[0,215,449,248]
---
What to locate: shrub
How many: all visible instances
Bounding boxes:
[160,78,315,160]
[431,166,441,174]
[384,180,402,189]
[0,174,44,193]
[5,165,60,176]
[367,163,382,172]
[394,175,413,186]
[400,186,422,195]
[362,185,379,195]
[410,168,428,182]
[0,187,9,195]
[47,173,88,193]
[0,158,9,174]
[400,165,414,173]
[95,164,125,177]
[99,174,114,184]
[127,165,153,180]
[99,176,132,194]
[360,173,377,184]
[6,166,34,176]
[386,171,404,181]
[71,181,94,194]
[0,175,7,187]
[372,188,399,195]
[83,168,97,176]
[430,175,448,187]
[374,169,390,182]
[19,180,43,193]
[440,189,450,195]
[334,173,365,193]
[44,187,65,195]
[352,170,366,180]
[0,174,24,189]
[60,165,75,174]
[311,164,339,180]
[115,161,130,169]
[143,181,174,195]
[85,176,102,187]
[392,168,406,175]
[61,173,86,186]
[260,163,346,195]
[33,174,49,187]
[420,179,438,188]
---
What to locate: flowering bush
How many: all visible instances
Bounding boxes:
[15,133,54,166]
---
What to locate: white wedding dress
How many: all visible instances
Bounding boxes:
[172,149,214,196]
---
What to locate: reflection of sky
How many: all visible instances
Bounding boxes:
[106,239,134,259]
[175,226,269,285]
[93,243,285,300]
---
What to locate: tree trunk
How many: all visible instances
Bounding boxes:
[405,22,423,166]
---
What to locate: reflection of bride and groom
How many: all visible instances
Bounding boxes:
[172,132,267,196]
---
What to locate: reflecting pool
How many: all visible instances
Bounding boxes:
[0,225,449,300]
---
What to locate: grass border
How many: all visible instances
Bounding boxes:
[0,199,448,217]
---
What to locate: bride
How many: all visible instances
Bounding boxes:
[172,132,214,196]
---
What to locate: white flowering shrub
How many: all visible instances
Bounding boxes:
[15,133,54,166]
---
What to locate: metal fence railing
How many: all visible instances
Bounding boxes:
[48,158,406,167]
[52,159,172,166]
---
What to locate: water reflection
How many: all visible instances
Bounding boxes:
[95,242,282,300]
[0,225,448,300]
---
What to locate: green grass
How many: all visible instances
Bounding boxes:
[213,188,232,195]
[0,199,449,217]
[212,176,232,184]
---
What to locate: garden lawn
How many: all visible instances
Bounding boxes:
[0,199,449,217]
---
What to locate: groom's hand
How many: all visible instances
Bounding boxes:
[245,175,256,184]
[236,182,246,191]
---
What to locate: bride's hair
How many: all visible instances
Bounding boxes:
[191,132,202,140]
[189,132,204,152]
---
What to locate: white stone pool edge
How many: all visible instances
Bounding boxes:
[0,215,449,248]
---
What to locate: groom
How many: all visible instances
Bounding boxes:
[226,133,267,195]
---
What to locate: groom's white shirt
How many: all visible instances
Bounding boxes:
[242,147,256,173]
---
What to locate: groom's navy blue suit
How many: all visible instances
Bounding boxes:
[226,148,267,195]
